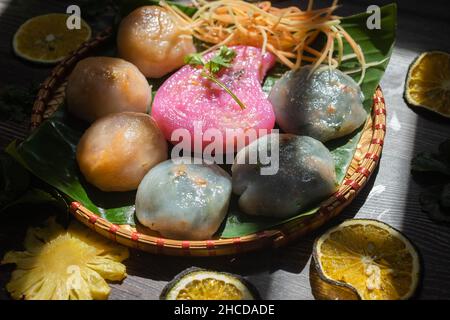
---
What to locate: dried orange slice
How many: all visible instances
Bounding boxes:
[160,268,260,300]
[405,51,450,117]
[13,13,91,64]
[312,219,421,300]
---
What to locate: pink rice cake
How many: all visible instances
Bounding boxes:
[152,45,276,153]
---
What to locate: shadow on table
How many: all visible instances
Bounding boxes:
[397,108,450,299]
[341,0,450,299]
[384,0,450,299]
[400,103,450,299]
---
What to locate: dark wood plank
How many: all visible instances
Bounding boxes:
[1,0,450,300]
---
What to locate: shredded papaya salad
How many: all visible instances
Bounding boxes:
[161,0,375,85]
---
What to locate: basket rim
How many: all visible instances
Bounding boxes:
[30,29,386,256]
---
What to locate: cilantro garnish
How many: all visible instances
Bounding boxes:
[184,46,245,110]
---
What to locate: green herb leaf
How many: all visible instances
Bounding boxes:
[184,46,245,110]
[205,45,236,74]
[184,53,205,67]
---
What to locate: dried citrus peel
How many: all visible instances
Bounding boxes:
[13,13,91,64]
[405,51,450,117]
[1,218,129,300]
[161,268,259,300]
[313,219,421,300]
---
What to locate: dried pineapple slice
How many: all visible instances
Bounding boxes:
[1,218,129,300]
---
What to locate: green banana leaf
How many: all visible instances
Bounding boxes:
[8,3,397,238]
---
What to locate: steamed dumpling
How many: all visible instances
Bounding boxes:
[117,6,196,78]
[269,66,367,142]
[135,160,232,240]
[76,112,168,192]
[66,57,151,123]
[232,134,337,218]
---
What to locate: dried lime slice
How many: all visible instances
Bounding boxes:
[160,267,260,300]
[405,51,450,117]
[313,219,421,300]
[13,13,91,64]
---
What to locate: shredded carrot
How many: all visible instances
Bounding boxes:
[161,0,368,81]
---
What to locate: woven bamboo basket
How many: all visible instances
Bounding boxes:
[31,29,386,256]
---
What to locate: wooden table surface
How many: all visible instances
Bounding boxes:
[0,0,449,300]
